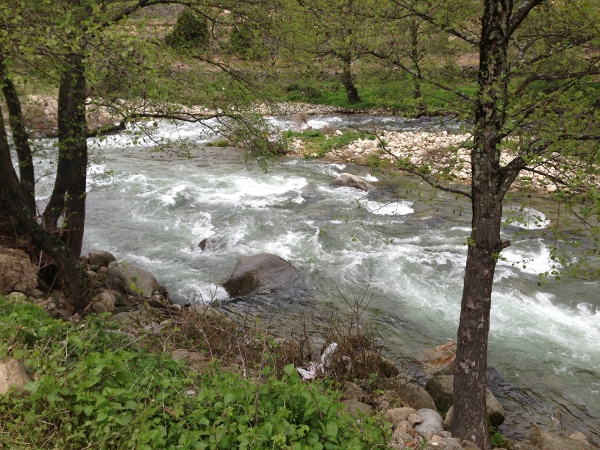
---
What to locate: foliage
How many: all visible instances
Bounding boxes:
[489,428,510,449]
[165,7,210,50]
[0,297,390,449]
[229,21,269,60]
[220,115,290,170]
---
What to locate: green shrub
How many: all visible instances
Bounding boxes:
[165,8,209,50]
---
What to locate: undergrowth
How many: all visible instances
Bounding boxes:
[0,297,391,449]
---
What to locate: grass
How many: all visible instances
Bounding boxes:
[283,129,376,158]
[0,296,392,449]
[278,72,479,116]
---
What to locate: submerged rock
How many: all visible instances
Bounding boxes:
[330,173,375,191]
[222,253,304,298]
[523,429,595,450]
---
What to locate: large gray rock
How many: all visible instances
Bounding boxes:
[91,290,118,313]
[88,249,116,268]
[107,263,161,297]
[330,173,374,191]
[0,359,32,394]
[0,248,38,295]
[222,253,304,298]
[382,378,437,410]
[425,374,454,410]
[414,408,445,438]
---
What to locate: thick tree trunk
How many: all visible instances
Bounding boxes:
[0,105,89,309]
[451,1,513,449]
[0,55,36,213]
[452,169,503,449]
[42,52,88,257]
[341,58,361,104]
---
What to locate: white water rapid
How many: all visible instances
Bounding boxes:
[34,115,600,444]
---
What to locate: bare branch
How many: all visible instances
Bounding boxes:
[505,0,547,44]
[369,51,473,102]
[390,0,480,46]
[514,63,600,96]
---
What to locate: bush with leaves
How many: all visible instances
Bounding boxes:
[165,8,209,50]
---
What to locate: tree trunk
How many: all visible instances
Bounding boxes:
[452,172,503,449]
[0,105,89,310]
[42,52,88,257]
[452,1,512,449]
[409,19,422,101]
[0,55,36,213]
[341,58,361,104]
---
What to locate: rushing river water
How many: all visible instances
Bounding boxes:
[36,114,600,443]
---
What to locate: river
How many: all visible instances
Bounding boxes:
[58,114,599,443]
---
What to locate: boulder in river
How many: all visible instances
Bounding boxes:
[198,238,210,251]
[222,253,304,298]
[330,173,375,191]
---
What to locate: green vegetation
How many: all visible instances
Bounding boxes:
[279,75,479,115]
[0,297,390,449]
[283,129,375,158]
[165,8,210,50]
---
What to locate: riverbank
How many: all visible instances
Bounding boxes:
[14,95,587,195]
[1,247,598,449]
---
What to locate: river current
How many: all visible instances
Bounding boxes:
[38,115,599,443]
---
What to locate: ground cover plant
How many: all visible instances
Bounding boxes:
[0,296,390,449]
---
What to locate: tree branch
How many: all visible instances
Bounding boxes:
[390,0,480,46]
[505,0,547,44]
[369,51,473,102]
[514,65,600,96]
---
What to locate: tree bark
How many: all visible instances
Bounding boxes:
[42,52,88,257]
[0,105,89,309]
[0,55,36,213]
[452,1,513,449]
[341,57,361,104]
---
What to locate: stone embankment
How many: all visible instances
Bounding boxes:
[289,126,566,193]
